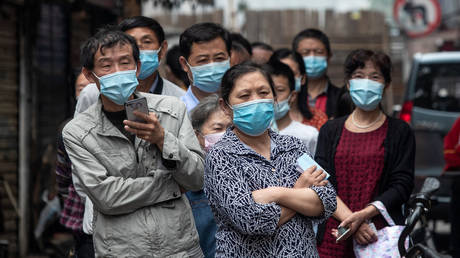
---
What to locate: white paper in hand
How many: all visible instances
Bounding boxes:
[296,153,330,179]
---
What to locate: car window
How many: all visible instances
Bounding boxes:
[413,63,460,112]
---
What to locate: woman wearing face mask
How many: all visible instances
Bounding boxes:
[188,94,232,258]
[314,49,415,257]
[204,62,336,257]
[265,60,319,154]
[191,94,232,151]
[269,49,328,130]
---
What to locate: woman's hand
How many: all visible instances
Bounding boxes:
[335,210,367,242]
[354,222,378,245]
[336,205,379,242]
[294,165,328,188]
[252,187,280,204]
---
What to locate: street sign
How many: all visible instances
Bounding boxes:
[393,0,442,38]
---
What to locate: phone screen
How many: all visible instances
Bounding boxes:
[336,226,351,242]
[125,97,149,122]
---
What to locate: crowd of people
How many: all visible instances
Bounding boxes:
[53,15,419,258]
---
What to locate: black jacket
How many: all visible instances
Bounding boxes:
[325,81,341,118]
[315,116,415,225]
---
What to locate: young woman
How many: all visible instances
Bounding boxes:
[315,49,415,257]
[204,62,336,257]
[269,48,328,130]
[265,59,319,154]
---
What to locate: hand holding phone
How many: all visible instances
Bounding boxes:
[125,97,149,123]
[336,225,351,243]
[123,97,164,146]
[296,153,330,179]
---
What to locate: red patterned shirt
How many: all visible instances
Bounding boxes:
[56,133,84,232]
[318,119,388,258]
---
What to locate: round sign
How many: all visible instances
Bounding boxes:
[393,0,441,38]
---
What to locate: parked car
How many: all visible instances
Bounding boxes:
[400,51,460,177]
[399,52,460,252]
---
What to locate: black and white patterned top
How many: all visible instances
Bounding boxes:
[204,127,337,258]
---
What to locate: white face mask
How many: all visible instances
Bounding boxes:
[204,131,225,152]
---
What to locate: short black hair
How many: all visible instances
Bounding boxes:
[221,61,276,104]
[269,48,312,119]
[334,86,354,118]
[344,49,392,84]
[251,41,274,52]
[292,28,331,57]
[230,33,252,55]
[179,22,231,60]
[80,25,139,70]
[265,60,295,92]
[119,16,165,44]
[269,48,306,76]
[166,45,190,86]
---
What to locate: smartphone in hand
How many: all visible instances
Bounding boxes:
[125,97,149,123]
[336,225,351,243]
[296,153,330,179]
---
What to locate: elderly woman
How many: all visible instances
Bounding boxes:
[204,62,336,257]
[187,95,232,258]
[315,49,415,257]
[191,94,232,151]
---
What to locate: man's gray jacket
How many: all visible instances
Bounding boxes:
[63,92,203,257]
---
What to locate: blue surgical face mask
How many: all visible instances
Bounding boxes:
[188,59,230,93]
[138,47,161,80]
[93,69,138,105]
[294,77,302,92]
[232,98,274,136]
[349,79,384,111]
[274,95,291,120]
[303,56,328,78]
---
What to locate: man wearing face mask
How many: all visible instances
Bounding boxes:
[292,28,341,118]
[179,22,232,112]
[75,16,185,114]
[62,27,204,257]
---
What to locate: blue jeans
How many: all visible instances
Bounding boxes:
[186,190,216,258]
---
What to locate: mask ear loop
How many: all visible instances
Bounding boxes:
[225,101,233,111]
[184,60,195,85]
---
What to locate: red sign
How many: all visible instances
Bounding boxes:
[393,0,442,38]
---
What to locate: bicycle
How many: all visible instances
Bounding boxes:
[398,177,451,258]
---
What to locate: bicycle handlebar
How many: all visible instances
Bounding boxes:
[420,177,441,196]
[398,177,440,257]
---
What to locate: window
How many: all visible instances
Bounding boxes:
[413,63,460,112]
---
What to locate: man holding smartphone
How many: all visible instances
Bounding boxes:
[75,16,185,114]
[63,27,204,257]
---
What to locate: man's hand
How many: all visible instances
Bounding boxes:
[124,111,165,150]
[294,165,328,188]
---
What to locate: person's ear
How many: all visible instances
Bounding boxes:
[179,56,193,83]
[327,52,333,63]
[289,91,298,106]
[135,60,141,77]
[179,56,189,73]
[301,74,307,85]
[219,98,232,118]
[346,80,350,90]
[383,82,391,93]
[158,40,168,61]
[82,67,96,84]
